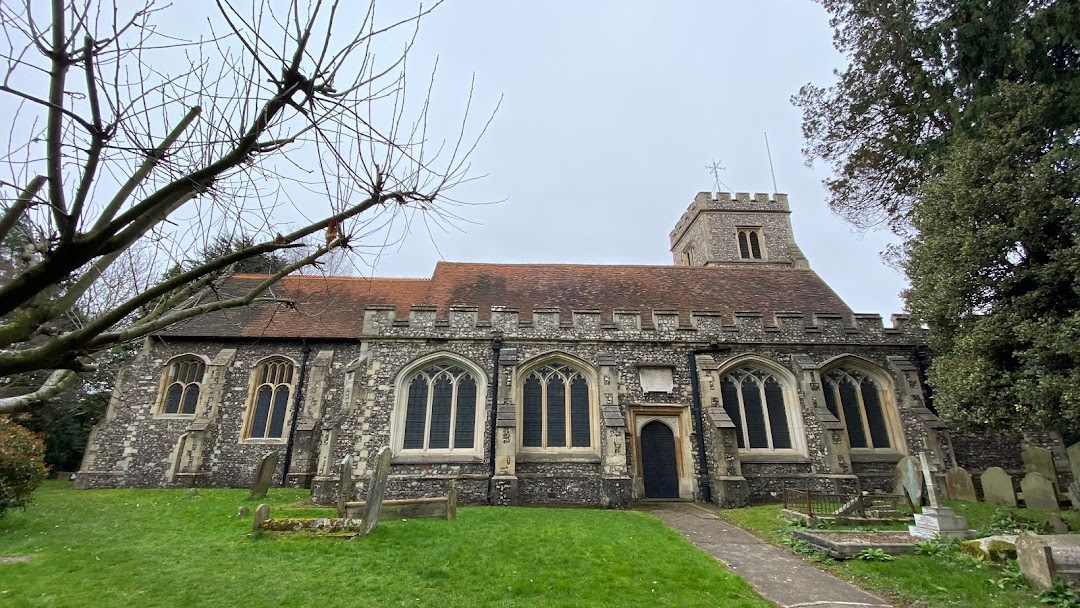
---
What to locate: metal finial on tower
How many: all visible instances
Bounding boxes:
[707,158,733,193]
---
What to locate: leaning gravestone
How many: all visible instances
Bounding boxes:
[1023,446,1060,492]
[335,454,354,517]
[893,455,924,507]
[360,447,392,536]
[1022,472,1060,511]
[248,452,279,500]
[1068,442,1080,486]
[252,503,270,533]
[1068,480,1080,511]
[946,466,978,502]
[981,467,1018,507]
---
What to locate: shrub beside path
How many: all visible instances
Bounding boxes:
[652,502,892,608]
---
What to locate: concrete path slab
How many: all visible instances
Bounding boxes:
[652,502,892,608]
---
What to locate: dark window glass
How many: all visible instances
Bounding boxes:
[546,376,566,447]
[822,381,840,419]
[180,385,200,415]
[764,377,791,449]
[749,231,762,258]
[522,375,542,447]
[429,376,453,449]
[268,387,290,438]
[861,378,890,448]
[164,384,183,414]
[742,377,769,448]
[251,386,272,438]
[403,377,428,449]
[839,379,868,448]
[720,378,744,448]
[738,232,750,259]
[570,376,590,447]
[454,376,477,449]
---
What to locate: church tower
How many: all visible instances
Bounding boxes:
[669,192,810,268]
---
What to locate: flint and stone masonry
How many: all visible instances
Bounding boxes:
[77,191,1064,506]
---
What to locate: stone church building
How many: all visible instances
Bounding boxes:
[76,191,993,506]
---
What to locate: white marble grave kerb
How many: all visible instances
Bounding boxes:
[909,452,975,540]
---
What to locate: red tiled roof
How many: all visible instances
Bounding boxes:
[426,262,852,324]
[161,262,853,339]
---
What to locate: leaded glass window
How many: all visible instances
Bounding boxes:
[521,364,592,449]
[159,356,205,415]
[719,367,792,451]
[401,363,479,452]
[823,368,892,449]
[246,358,295,439]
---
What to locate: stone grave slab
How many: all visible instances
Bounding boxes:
[360,447,392,536]
[248,452,279,500]
[336,454,354,517]
[1068,442,1080,486]
[893,455,924,507]
[1021,472,1059,511]
[981,467,1017,507]
[946,466,978,502]
[1023,446,1059,491]
[1068,480,1080,511]
[252,503,270,533]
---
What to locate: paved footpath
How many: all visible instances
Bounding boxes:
[652,502,892,608]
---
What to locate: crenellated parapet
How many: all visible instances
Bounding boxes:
[670,191,790,247]
[362,305,926,345]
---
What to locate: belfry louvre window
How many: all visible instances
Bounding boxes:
[159,357,205,415]
[720,368,792,450]
[521,364,591,449]
[737,228,764,260]
[402,363,478,451]
[822,369,891,449]
[246,358,295,440]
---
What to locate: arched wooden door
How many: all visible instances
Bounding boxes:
[640,420,679,498]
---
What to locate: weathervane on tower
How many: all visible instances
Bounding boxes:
[706,158,733,193]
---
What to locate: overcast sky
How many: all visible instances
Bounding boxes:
[31,1,908,318]
[336,1,907,317]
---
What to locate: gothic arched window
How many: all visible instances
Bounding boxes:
[720,367,795,451]
[736,228,764,260]
[244,358,296,440]
[158,356,205,416]
[822,368,894,450]
[520,363,593,450]
[400,362,480,453]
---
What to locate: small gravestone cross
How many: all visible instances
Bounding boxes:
[360,447,392,536]
[919,452,941,508]
[248,452,279,500]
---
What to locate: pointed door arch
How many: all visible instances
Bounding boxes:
[640,420,679,498]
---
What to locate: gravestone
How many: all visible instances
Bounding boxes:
[252,503,270,533]
[1049,514,1070,534]
[335,454,354,517]
[1021,472,1060,511]
[1068,442,1080,486]
[1068,480,1080,511]
[360,447,392,536]
[447,480,458,521]
[909,452,973,540]
[248,452,279,500]
[1023,446,1060,492]
[236,505,250,518]
[893,455,924,507]
[981,467,1017,507]
[1017,534,1080,591]
[945,466,978,502]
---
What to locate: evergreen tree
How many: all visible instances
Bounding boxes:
[799,0,1080,429]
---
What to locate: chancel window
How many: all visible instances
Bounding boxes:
[736,227,764,260]
[720,367,793,451]
[158,356,205,416]
[822,368,892,449]
[245,358,296,440]
[521,364,592,449]
[401,363,479,452]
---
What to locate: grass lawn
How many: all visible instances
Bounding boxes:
[0,482,769,608]
[722,499,1079,608]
